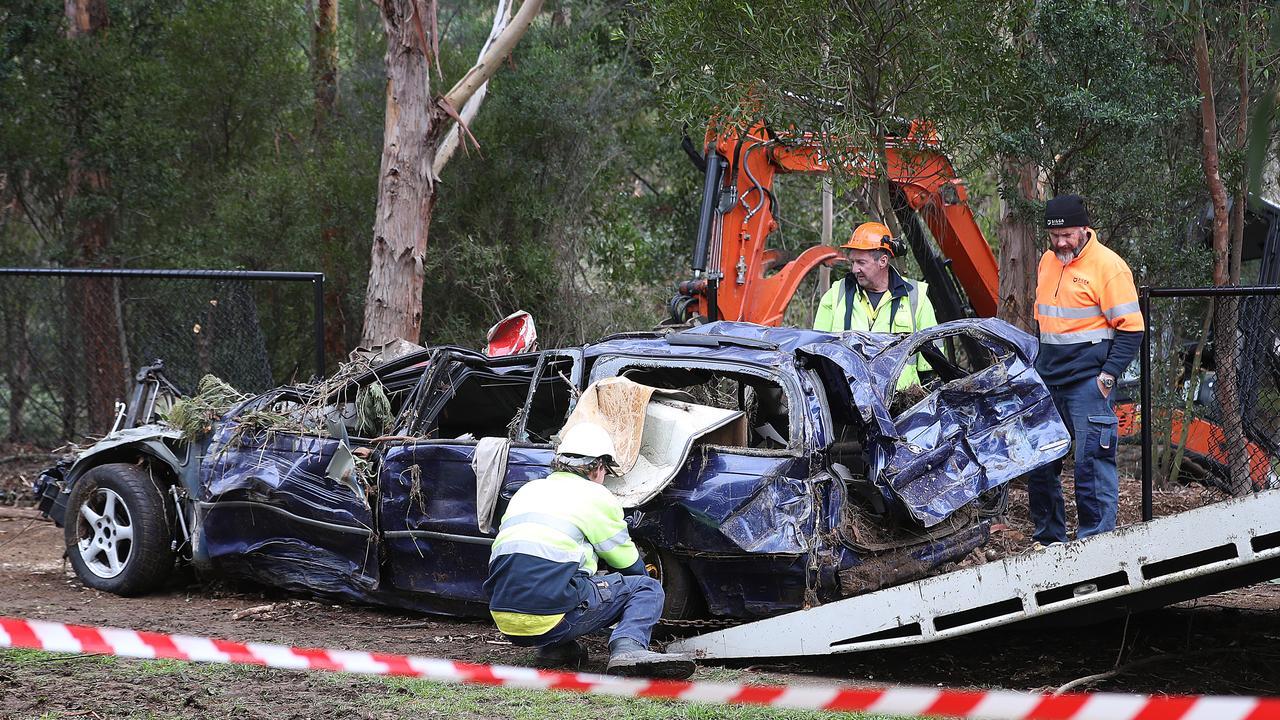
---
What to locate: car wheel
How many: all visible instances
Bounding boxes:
[65,463,175,596]
[641,545,704,620]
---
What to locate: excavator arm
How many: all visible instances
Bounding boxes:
[671,121,998,326]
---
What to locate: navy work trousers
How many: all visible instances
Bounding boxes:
[507,573,665,649]
[1027,375,1120,544]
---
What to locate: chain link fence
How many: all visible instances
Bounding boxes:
[1139,286,1280,516]
[0,269,324,448]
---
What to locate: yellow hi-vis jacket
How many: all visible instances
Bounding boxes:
[484,471,644,637]
[813,266,938,389]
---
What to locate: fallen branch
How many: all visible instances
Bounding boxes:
[231,603,277,621]
[1052,648,1243,694]
[0,507,45,521]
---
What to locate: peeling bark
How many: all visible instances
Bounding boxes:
[995,157,1039,334]
[362,0,443,346]
[1193,11,1248,494]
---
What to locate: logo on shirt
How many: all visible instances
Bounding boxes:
[1073,277,1089,285]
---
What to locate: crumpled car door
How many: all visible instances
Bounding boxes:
[876,321,1071,526]
[800,318,1070,527]
[380,442,551,604]
[197,423,380,599]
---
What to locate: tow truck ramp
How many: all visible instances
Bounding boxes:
[671,488,1280,659]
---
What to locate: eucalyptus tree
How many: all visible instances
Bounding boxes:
[361,0,543,346]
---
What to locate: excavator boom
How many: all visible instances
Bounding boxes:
[672,121,998,326]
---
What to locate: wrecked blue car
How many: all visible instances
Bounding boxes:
[37,318,1070,622]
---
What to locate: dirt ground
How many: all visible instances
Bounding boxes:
[2,445,1280,719]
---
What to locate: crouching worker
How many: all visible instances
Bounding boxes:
[484,422,696,679]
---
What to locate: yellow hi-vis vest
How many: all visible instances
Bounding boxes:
[813,272,938,389]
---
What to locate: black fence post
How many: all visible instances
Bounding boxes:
[313,275,326,380]
[1139,285,1153,522]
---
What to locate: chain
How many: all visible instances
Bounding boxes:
[658,616,746,630]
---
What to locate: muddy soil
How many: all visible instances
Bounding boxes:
[2,451,1279,719]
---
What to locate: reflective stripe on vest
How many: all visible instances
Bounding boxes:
[1036,303,1102,320]
[489,471,639,576]
[499,512,587,543]
[1040,327,1117,345]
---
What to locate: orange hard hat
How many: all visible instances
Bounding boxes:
[841,222,897,257]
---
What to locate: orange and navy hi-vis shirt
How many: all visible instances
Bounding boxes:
[1034,229,1145,387]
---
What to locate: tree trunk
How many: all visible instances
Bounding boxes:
[312,0,339,136]
[362,0,542,345]
[312,0,347,363]
[361,0,442,346]
[1193,12,1249,494]
[1194,18,1230,288]
[996,156,1039,333]
[1230,0,1249,285]
[64,0,107,35]
[66,0,126,435]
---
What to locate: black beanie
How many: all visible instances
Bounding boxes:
[1044,194,1090,229]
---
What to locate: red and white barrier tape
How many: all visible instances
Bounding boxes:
[2,616,1277,719]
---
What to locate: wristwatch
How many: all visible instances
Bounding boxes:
[1098,373,1116,390]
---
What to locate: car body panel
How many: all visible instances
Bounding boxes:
[195,424,379,599]
[378,442,552,602]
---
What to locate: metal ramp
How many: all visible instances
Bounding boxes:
[670,488,1280,659]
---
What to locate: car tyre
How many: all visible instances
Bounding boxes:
[65,463,175,596]
[642,545,704,620]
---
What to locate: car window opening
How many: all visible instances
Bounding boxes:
[432,369,535,441]
[614,366,790,450]
[523,357,577,443]
[889,335,1005,417]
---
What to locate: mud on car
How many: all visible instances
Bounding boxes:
[36,319,1069,623]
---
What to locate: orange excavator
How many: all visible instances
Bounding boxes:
[668,118,1279,495]
[668,119,998,327]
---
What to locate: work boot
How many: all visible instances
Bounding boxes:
[534,640,588,670]
[606,638,696,680]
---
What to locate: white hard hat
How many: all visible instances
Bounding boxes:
[557,422,620,473]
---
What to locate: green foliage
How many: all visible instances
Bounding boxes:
[356,381,393,437]
[164,374,248,440]
[990,0,1200,286]
[1,0,696,374]
[636,0,1227,290]
[637,0,1017,156]
[427,0,697,347]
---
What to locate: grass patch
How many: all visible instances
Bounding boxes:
[1,648,118,667]
[378,676,877,720]
[3,649,891,720]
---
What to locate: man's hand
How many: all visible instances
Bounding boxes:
[1097,372,1116,398]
